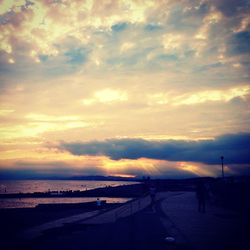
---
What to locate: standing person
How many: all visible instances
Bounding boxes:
[196,181,207,213]
[143,176,151,196]
[96,198,101,209]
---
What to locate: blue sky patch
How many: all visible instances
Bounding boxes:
[229,31,250,55]
[144,23,162,32]
[38,54,49,62]
[64,47,89,65]
[111,22,128,32]
[158,54,178,61]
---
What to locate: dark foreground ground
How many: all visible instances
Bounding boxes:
[1,195,249,250]
[27,206,168,250]
[0,202,177,250]
[1,178,250,250]
[0,202,120,250]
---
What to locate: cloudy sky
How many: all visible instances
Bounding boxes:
[0,0,250,179]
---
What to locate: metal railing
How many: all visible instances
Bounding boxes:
[115,196,144,221]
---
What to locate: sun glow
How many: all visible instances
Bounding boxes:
[178,162,213,176]
[0,0,249,178]
[81,89,128,105]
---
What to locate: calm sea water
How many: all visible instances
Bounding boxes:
[0,180,136,209]
[0,197,131,209]
[0,180,136,194]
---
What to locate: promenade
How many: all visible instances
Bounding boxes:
[16,191,248,250]
[158,192,247,250]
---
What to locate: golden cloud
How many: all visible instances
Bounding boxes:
[147,85,250,106]
[81,88,128,105]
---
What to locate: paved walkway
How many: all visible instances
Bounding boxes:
[19,191,247,250]
[158,191,247,250]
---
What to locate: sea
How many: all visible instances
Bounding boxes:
[0,180,137,209]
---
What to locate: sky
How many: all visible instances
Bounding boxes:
[0,0,250,179]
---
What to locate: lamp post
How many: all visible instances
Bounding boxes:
[220,156,224,179]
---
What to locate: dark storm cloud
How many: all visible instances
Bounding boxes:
[0,162,106,180]
[61,133,250,165]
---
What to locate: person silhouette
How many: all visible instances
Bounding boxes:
[96,198,101,209]
[196,181,207,213]
[149,185,156,208]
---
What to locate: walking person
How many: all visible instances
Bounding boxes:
[196,181,207,213]
[149,185,156,209]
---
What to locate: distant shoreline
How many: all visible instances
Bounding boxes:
[0,175,143,181]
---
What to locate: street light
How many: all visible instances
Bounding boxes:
[220,156,224,179]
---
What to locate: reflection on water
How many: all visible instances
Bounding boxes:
[0,180,137,194]
[0,197,131,209]
[0,180,136,209]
